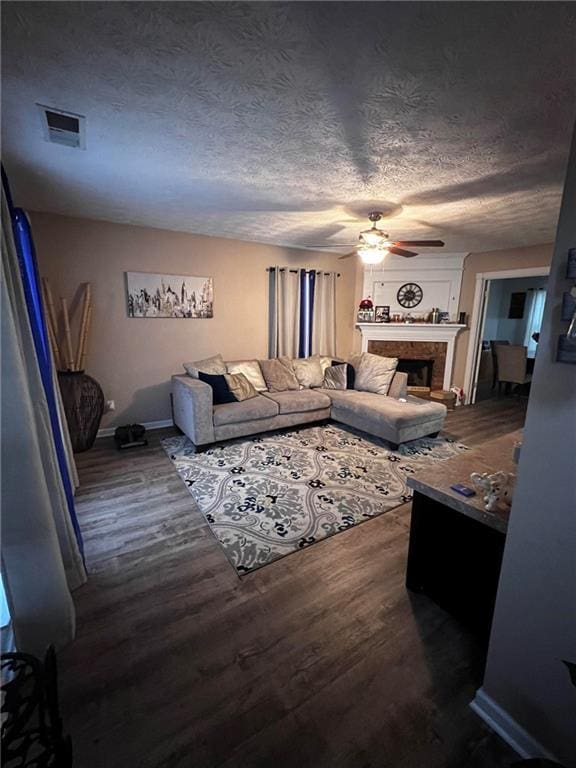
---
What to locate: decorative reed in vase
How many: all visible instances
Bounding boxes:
[42,279,104,452]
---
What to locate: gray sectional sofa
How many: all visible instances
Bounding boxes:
[171,356,448,451]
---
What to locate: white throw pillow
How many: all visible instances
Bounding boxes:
[292,355,324,388]
[183,353,226,378]
[354,353,398,395]
[226,359,267,391]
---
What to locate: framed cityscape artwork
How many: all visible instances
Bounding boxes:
[126,272,213,318]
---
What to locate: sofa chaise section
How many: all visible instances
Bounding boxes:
[322,389,446,449]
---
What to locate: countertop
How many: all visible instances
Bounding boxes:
[407,430,522,534]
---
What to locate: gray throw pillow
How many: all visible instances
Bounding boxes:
[354,352,398,395]
[226,360,267,391]
[259,358,300,392]
[224,373,258,401]
[183,353,226,378]
[323,363,348,390]
[293,355,324,388]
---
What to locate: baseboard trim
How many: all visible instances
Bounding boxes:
[97,419,173,439]
[470,688,559,761]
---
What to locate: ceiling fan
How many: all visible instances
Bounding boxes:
[306,211,445,263]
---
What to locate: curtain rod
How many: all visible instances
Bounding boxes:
[267,267,341,277]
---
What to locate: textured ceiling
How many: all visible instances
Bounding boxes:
[2,1,576,253]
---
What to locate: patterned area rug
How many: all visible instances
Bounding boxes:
[162,424,467,575]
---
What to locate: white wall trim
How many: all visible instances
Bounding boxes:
[462,266,551,404]
[363,252,467,322]
[470,688,560,762]
[97,419,173,438]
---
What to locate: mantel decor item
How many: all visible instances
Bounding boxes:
[126,271,213,318]
[397,283,423,309]
[357,296,374,322]
[375,305,390,323]
[42,279,104,452]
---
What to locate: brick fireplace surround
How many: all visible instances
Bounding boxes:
[356,323,467,391]
[369,340,447,392]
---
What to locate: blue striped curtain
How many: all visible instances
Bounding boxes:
[298,270,315,357]
[2,167,84,557]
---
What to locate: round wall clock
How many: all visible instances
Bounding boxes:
[397,283,423,308]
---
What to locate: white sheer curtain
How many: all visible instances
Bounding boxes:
[524,289,547,357]
[269,267,301,358]
[1,192,85,656]
[312,271,337,357]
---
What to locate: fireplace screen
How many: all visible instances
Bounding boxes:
[397,358,434,388]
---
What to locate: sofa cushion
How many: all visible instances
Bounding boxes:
[334,359,356,389]
[184,353,226,378]
[328,390,447,428]
[224,372,258,402]
[198,371,236,404]
[213,394,279,427]
[354,352,398,395]
[262,389,331,415]
[323,363,347,390]
[226,359,267,391]
[259,358,300,392]
[292,355,324,388]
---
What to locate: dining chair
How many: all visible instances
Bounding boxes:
[495,344,532,394]
[490,340,510,389]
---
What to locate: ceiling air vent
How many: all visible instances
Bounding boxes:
[37,105,85,148]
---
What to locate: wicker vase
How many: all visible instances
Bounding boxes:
[58,371,105,453]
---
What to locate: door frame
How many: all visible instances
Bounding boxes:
[463,266,550,405]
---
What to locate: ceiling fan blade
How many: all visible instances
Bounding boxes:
[338,251,358,260]
[393,240,445,247]
[388,246,418,258]
[304,243,358,248]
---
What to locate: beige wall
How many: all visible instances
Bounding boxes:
[32,212,357,429]
[452,243,553,387]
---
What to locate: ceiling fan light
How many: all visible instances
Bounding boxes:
[358,247,386,265]
[360,228,384,246]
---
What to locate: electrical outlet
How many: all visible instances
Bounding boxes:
[106,399,115,412]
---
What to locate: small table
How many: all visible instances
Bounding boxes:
[405,432,519,642]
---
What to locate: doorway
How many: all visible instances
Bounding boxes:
[464,268,550,405]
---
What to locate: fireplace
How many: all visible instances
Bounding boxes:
[368,340,447,391]
[356,322,466,393]
[397,358,434,389]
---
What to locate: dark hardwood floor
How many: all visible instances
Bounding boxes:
[59,398,527,768]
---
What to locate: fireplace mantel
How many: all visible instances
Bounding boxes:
[356,323,466,390]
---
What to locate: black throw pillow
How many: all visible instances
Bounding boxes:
[198,371,236,405]
[331,359,355,389]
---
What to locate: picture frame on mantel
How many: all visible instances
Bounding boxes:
[374,305,390,323]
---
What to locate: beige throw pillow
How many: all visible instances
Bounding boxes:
[323,363,348,390]
[354,353,398,395]
[226,360,267,391]
[292,355,324,388]
[183,353,226,378]
[319,356,333,373]
[224,373,258,402]
[259,358,300,392]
